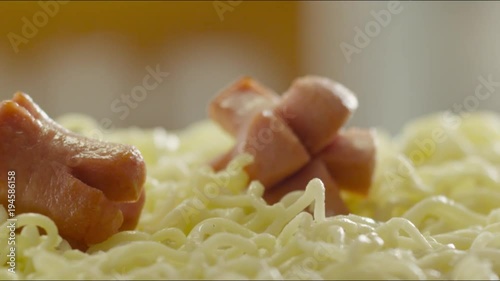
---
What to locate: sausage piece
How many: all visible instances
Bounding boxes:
[0,93,147,249]
[208,77,280,137]
[208,76,374,216]
[118,189,146,231]
[319,127,376,195]
[11,93,145,202]
[274,76,358,154]
[213,110,310,188]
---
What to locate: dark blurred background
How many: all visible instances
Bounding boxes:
[2,1,500,133]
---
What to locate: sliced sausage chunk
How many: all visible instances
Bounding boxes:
[11,92,145,202]
[213,110,310,188]
[0,93,147,249]
[274,76,358,154]
[319,128,376,195]
[208,76,375,216]
[208,77,280,136]
[264,159,348,216]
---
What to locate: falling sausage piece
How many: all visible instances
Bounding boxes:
[0,93,146,249]
[274,76,358,154]
[208,76,280,136]
[212,110,310,188]
[264,158,348,216]
[319,127,376,195]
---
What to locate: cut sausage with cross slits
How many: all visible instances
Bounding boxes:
[0,93,146,249]
[208,76,376,216]
[212,110,310,188]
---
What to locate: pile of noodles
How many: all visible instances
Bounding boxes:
[2,111,500,279]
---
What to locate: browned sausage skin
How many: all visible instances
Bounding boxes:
[275,76,358,154]
[208,77,280,137]
[11,93,146,202]
[319,127,376,195]
[208,76,375,216]
[0,93,147,249]
[235,110,310,188]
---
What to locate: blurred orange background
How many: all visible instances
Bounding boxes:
[0,1,300,129]
[3,1,500,133]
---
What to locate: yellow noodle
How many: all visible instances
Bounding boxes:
[2,111,500,279]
